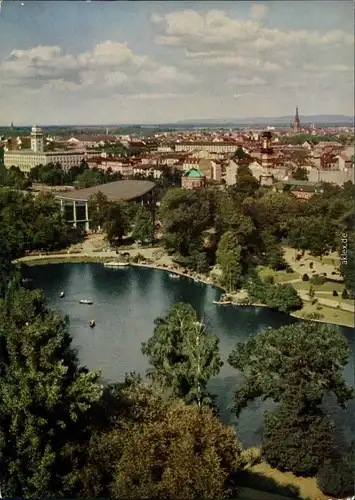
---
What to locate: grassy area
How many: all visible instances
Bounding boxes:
[309,254,340,266]
[293,302,354,327]
[250,462,327,500]
[257,266,300,283]
[292,280,345,292]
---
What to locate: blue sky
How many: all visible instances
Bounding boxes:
[0,1,353,125]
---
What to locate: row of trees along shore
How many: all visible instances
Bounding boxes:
[0,173,354,498]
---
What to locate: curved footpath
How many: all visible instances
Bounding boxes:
[14,249,354,328]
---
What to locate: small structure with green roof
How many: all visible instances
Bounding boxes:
[181,168,206,190]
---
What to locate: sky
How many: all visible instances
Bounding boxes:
[0,0,353,125]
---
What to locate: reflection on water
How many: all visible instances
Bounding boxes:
[24,263,354,447]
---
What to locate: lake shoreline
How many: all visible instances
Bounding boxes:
[15,253,353,328]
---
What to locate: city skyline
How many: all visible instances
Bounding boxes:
[0,0,353,125]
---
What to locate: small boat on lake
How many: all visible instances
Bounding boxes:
[89,319,95,328]
[169,273,180,279]
[60,291,65,298]
[104,261,130,268]
[79,299,93,305]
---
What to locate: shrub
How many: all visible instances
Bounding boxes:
[310,274,327,285]
[308,286,315,298]
[286,267,294,273]
[316,305,323,311]
[317,457,354,498]
[309,262,313,268]
[342,289,349,299]
[311,298,318,305]
[307,312,324,320]
[323,272,327,276]
[302,274,309,281]
[264,275,275,285]
[332,290,339,297]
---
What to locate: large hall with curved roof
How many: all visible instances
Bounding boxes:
[54,180,156,231]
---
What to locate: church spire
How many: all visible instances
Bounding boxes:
[293,105,301,133]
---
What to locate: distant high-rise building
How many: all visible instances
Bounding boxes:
[292,106,301,133]
[30,125,44,153]
[10,121,14,130]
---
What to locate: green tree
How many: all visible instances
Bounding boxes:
[29,192,69,251]
[103,201,130,245]
[159,189,212,259]
[264,283,303,313]
[132,206,154,244]
[292,167,308,181]
[142,303,222,407]
[317,447,355,498]
[228,323,353,417]
[228,323,353,476]
[0,286,103,498]
[4,166,31,190]
[79,381,256,500]
[262,403,334,476]
[261,231,287,270]
[234,146,246,160]
[235,165,259,196]
[288,216,335,259]
[87,192,109,230]
[216,232,243,291]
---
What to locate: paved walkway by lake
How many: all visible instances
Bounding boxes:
[298,290,354,312]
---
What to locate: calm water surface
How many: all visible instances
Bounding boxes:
[24,263,354,447]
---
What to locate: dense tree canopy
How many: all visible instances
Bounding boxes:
[77,380,256,500]
[142,303,222,408]
[158,189,213,265]
[0,188,75,258]
[228,323,353,475]
[132,206,154,244]
[228,322,353,416]
[0,286,103,497]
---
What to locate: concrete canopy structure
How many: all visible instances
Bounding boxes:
[54,180,156,231]
[53,180,155,202]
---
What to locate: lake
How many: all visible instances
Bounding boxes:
[24,262,354,447]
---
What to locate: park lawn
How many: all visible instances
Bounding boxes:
[309,254,341,266]
[321,295,354,307]
[293,302,354,328]
[257,266,300,283]
[250,462,328,500]
[292,280,345,292]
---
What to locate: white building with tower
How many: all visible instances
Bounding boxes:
[4,125,98,173]
[30,125,44,153]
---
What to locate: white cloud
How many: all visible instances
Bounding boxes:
[250,3,268,20]
[152,9,353,51]
[127,92,181,100]
[227,76,267,86]
[0,41,194,94]
[0,5,353,124]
